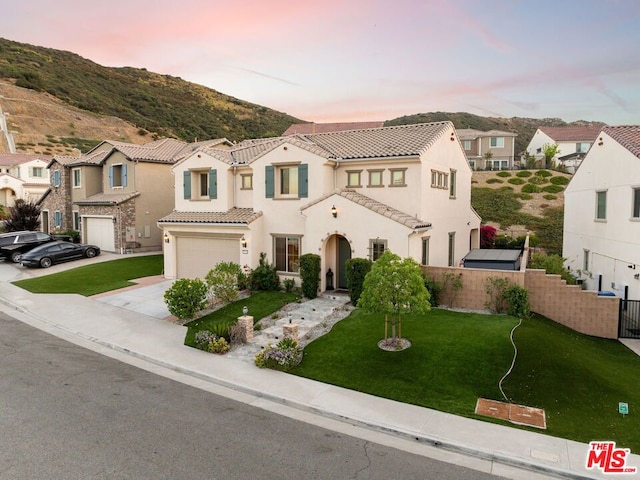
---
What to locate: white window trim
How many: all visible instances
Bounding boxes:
[72,168,81,188]
[272,234,302,274]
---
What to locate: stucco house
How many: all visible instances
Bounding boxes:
[39,137,231,252]
[0,153,51,207]
[159,122,481,290]
[455,129,517,170]
[525,125,603,172]
[563,125,640,301]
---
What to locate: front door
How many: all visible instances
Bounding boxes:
[337,236,351,289]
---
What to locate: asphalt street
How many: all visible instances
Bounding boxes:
[0,311,506,480]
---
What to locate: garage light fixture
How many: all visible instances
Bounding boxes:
[164,233,170,243]
[331,205,337,218]
[241,236,247,248]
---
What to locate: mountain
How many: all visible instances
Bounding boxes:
[0,37,303,150]
[385,112,605,158]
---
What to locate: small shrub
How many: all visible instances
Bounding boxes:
[228,323,247,345]
[208,337,230,354]
[507,177,525,185]
[521,183,541,194]
[423,275,442,306]
[299,253,321,299]
[529,252,576,285]
[205,261,245,304]
[250,252,280,291]
[345,258,372,305]
[58,229,80,243]
[496,171,512,177]
[484,277,511,313]
[535,169,552,178]
[486,178,503,184]
[283,278,295,293]
[480,224,497,248]
[164,278,208,320]
[549,176,570,185]
[519,193,533,200]
[542,184,564,194]
[209,322,232,341]
[543,194,557,200]
[254,338,303,371]
[193,330,230,354]
[503,285,530,319]
[527,175,546,185]
[516,170,532,178]
[499,186,514,191]
[440,272,463,307]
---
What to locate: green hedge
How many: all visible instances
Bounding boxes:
[300,253,321,299]
[516,170,532,177]
[345,258,372,305]
[550,176,570,185]
[507,177,525,185]
[496,171,512,177]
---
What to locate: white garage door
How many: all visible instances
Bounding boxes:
[176,236,240,279]
[85,217,115,252]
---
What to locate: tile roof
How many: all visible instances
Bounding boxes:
[158,208,262,225]
[108,138,191,163]
[0,153,52,166]
[603,126,640,159]
[283,121,384,136]
[301,189,431,230]
[301,122,453,160]
[74,192,140,206]
[538,125,603,142]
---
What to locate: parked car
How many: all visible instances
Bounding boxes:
[0,231,73,263]
[20,241,100,268]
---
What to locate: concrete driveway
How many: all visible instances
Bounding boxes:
[1,252,174,320]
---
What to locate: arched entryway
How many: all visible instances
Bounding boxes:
[324,234,352,291]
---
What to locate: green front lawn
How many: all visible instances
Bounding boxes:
[293,309,640,451]
[12,255,164,296]
[184,291,299,347]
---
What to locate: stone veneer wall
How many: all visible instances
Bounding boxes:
[79,198,136,253]
[41,164,73,232]
[424,266,619,339]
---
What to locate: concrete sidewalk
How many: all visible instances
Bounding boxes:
[1,271,638,479]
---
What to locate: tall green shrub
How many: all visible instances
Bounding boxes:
[503,285,530,318]
[250,252,280,291]
[205,261,245,304]
[345,258,372,305]
[299,253,321,299]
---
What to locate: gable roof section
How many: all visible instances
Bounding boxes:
[603,126,640,159]
[301,189,432,230]
[301,122,452,160]
[158,208,262,225]
[283,121,384,136]
[0,153,52,166]
[538,125,603,142]
[456,128,517,140]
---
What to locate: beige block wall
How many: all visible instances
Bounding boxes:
[424,266,619,339]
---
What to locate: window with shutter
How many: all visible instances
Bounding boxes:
[183,171,191,199]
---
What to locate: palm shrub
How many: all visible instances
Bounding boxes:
[345,258,372,305]
[164,278,208,320]
[299,253,321,299]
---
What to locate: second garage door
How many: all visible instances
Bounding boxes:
[84,217,116,252]
[176,236,240,279]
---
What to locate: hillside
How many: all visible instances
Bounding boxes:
[0,38,303,146]
[386,112,605,157]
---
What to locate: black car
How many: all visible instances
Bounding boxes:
[20,241,100,268]
[0,231,72,263]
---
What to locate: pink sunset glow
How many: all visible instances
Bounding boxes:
[2,0,639,125]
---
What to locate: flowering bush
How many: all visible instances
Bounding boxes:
[163,278,208,320]
[194,330,230,354]
[254,338,303,371]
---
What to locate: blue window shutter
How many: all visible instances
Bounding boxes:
[183,171,191,199]
[298,163,308,198]
[265,165,274,198]
[122,163,127,187]
[209,169,217,199]
[109,165,114,188]
[53,170,60,187]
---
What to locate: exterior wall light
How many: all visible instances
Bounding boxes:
[164,233,170,243]
[241,236,247,248]
[331,205,337,218]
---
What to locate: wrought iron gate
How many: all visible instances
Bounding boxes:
[619,299,640,338]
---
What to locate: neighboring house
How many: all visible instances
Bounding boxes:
[39,138,231,252]
[456,129,517,170]
[282,121,384,136]
[160,122,482,290]
[563,125,640,300]
[0,153,51,207]
[525,125,602,172]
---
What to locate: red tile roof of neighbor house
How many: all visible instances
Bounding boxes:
[283,121,384,136]
[0,153,52,166]
[603,125,640,159]
[538,125,603,142]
